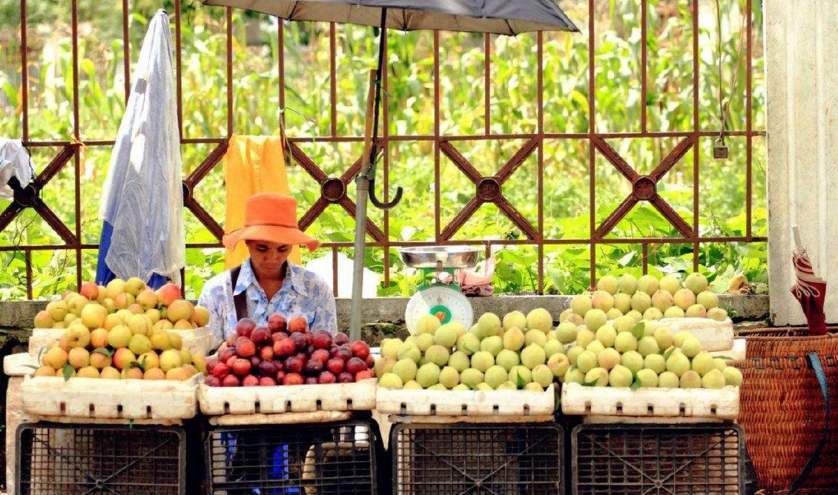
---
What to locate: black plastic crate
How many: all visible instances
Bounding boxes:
[207,419,378,494]
[391,422,564,495]
[572,423,746,495]
[16,422,186,494]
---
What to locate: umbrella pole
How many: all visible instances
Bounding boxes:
[349,8,387,340]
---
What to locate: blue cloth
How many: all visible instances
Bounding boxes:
[198,259,338,344]
[95,221,169,289]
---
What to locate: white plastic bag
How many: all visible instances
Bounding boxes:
[99,11,183,285]
[0,139,33,200]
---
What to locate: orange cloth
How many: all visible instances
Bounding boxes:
[223,135,302,268]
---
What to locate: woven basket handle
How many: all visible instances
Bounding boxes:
[789,352,830,493]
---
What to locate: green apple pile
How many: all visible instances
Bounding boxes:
[560,272,728,326]
[560,319,742,389]
[377,309,568,392]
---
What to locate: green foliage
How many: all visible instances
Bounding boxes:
[0,0,767,300]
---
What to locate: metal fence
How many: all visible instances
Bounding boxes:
[1,0,766,298]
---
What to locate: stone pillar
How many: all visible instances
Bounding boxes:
[766,0,838,325]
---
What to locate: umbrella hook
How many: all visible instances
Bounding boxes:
[369,177,403,209]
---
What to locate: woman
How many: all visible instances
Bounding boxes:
[198,192,337,345]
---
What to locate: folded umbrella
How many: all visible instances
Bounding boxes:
[790,227,827,335]
[96,10,184,289]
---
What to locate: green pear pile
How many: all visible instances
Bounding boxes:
[560,318,742,389]
[377,309,568,392]
[560,272,728,326]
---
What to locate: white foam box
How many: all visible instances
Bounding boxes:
[27,327,213,358]
[376,385,556,417]
[3,352,37,376]
[21,373,201,420]
[659,317,734,351]
[561,382,739,420]
[197,378,377,415]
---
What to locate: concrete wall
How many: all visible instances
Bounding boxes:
[766,0,838,324]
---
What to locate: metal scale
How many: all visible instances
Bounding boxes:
[399,246,480,335]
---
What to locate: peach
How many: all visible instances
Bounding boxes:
[156,283,181,307]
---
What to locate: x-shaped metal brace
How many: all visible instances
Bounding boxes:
[439,138,539,241]
[182,141,228,241]
[0,144,78,244]
[593,136,695,240]
[290,142,386,242]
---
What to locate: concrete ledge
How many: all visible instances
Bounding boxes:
[0,294,769,333]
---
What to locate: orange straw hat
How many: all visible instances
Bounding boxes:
[222,193,320,251]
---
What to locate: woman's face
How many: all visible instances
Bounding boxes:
[246,241,292,276]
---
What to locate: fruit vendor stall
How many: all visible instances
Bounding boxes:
[2,0,838,494]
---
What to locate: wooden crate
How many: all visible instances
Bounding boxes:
[198,378,377,415]
[377,384,556,417]
[561,382,739,419]
[21,373,200,420]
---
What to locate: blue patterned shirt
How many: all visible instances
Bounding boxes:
[198,260,337,345]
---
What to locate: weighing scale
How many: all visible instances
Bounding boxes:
[399,246,480,335]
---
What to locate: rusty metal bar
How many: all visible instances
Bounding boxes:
[484,33,491,135]
[71,0,82,288]
[537,31,544,293]
[332,246,339,297]
[226,7,233,137]
[20,0,28,142]
[330,22,337,137]
[641,0,647,133]
[382,32,390,286]
[496,138,538,183]
[184,142,229,187]
[692,0,700,271]
[25,249,32,299]
[746,0,753,238]
[440,198,481,240]
[642,242,649,274]
[588,0,597,289]
[439,141,483,184]
[592,137,640,182]
[279,22,285,130]
[122,0,130,103]
[175,0,183,139]
[433,31,441,241]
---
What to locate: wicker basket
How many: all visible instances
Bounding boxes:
[734,330,838,494]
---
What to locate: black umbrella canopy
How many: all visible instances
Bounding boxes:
[204,0,579,34]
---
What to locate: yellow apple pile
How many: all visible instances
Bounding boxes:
[31,278,209,380]
[33,278,210,331]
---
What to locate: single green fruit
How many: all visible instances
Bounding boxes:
[658,371,680,388]
[477,313,502,338]
[393,359,418,383]
[403,380,422,390]
[571,295,593,316]
[397,344,422,364]
[644,354,667,374]
[495,349,520,371]
[723,366,743,386]
[379,373,404,389]
[592,291,615,312]
[586,340,605,355]
[584,367,609,386]
[614,332,638,353]
[609,365,633,387]
[680,336,702,358]
[381,339,402,359]
[597,275,619,295]
[509,365,532,387]
[480,336,503,356]
[620,351,644,374]
[438,366,460,389]
[597,348,621,370]
[521,344,547,369]
[614,293,632,314]
[448,351,471,372]
[460,368,484,389]
[457,333,481,356]
[576,350,598,373]
[415,333,434,352]
[470,351,495,372]
[554,322,578,344]
[526,308,553,332]
[614,316,636,334]
[547,353,570,378]
[543,340,562,358]
[653,327,673,351]
[636,368,658,387]
[660,275,681,295]
[637,275,659,295]
[567,346,585,365]
[696,291,719,309]
[643,307,663,320]
[637,336,660,357]
[630,291,652,313]
[532,364,554,387]
[691,352,715,376]
[664,306,685,318]
[607,308,624,320]
[684,272,709,294]
[525,329,548,347]
[686,304,707,318]
[576,329,596,348]
[425,345,450,367]
[497,381,517,391]
[618,274,638,295]
[666,351,691,377]
[595,325,617,347]
[680,370,702,388]
[707,307,728,321]
[502,311,527,331]
[713,358,728,371]
[563,368,585,384]
[434,323,459,349]
[652,290,674,312]
[701,369,726,389]
[484,365,509,389]
[502,327,526,351]
[524,382,544,392]
[416,363,441,388]
[584,309,608,332]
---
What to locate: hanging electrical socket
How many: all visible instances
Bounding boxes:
[713,136,729,160]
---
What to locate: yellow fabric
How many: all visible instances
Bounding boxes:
[223,135,301,268]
